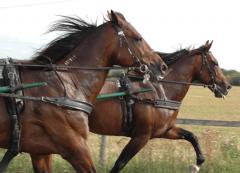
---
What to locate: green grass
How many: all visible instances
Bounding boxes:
[179,86,240,120]
[1,86,240,173]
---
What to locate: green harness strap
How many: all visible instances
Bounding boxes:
[96,88,152,100]
[0,81,152,101]
[0,82,47,93]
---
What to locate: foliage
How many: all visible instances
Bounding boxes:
[222,68,240,86]
[229,76,240,86]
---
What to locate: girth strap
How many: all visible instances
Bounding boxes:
[131,95,181,110]
[42,97,93,114]
[152,99,181,110]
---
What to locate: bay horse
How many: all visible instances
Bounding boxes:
[89,41,231,173]
[31,41,231,173]
[0,10,166,173]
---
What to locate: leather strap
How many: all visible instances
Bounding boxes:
[41,97,93,114]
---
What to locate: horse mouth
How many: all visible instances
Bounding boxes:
[209,84,230,98]
[214,89,226,98]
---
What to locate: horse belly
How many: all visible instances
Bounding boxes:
[89,99,124,135]
[151,109,177,138]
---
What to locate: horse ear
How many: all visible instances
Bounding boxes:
[109,10,119,25]
[109,10,126,27]
[209,40,213,47]
[205,40,209,46]
[205,40,213,51]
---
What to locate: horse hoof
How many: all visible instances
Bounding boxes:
[189,164,200,173]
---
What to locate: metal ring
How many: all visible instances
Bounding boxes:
[139,64,149,73]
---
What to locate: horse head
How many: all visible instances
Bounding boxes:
[108,10,168,81]
[196,40,232,98]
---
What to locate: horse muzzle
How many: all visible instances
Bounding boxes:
[148,62,168,81]
[209,83,232,98]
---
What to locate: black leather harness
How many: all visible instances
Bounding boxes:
[42,97,93,114]
[118,75,135,133]
[117,75,181,134]
[0,58,23,172]
[0,58,93,172]
[132,97,181,110]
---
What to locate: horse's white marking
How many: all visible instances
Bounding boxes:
[189,164,200,173]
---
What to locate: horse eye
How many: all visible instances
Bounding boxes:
[133,37,142,42]
[213,61,218,66]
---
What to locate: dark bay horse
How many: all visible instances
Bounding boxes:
[31,41,231,173]
[0,11,166,173]
[91,41,231,173]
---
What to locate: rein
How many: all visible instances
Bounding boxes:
[0,63,139,71]
[125,50,217,88]
[127,74,212,87]
[158,80,211,87]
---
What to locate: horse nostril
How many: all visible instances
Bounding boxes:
[161,64,168,73]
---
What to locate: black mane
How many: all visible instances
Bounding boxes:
[32,16,98,64]
[157,49,189,66]
[157,45,207,66]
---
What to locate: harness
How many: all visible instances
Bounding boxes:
[132,97,181,110]
[116,50,220,135]
[118,75,135,133]
[0,58,23,172]
[42,97,93,114]
[116,74,181,134]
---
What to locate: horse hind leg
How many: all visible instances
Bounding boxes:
[162,126,205,173]
[189,164,200,173]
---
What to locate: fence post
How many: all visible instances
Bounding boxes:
[99,135,107,167]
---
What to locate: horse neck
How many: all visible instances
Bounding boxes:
[158,54,201,101]
[57,23,118,102]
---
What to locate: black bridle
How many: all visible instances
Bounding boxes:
[114,24,155,82]
[199,51,218,90]
[156,51,217,89]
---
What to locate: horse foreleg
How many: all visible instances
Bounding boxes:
[35,111,96,173]
[30,141,96,173]
[162,126,205,173]
[30,154,52,173]
[109,135,149,173]
[61,138,96,173]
